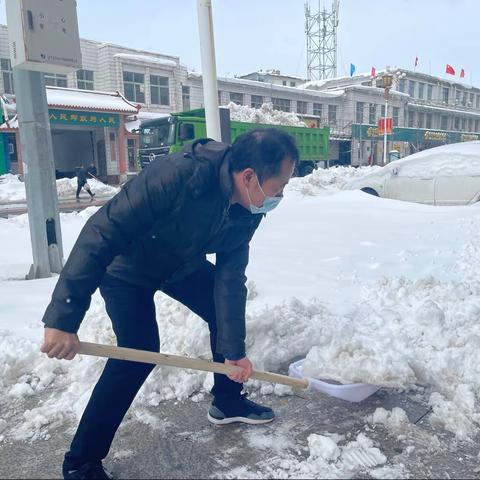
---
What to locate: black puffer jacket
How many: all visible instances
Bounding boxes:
[42,139,263,359]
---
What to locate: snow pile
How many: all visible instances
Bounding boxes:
[0,174,119,203]
[227,101,307,127]
[227,432,397,479]
[0,174,26,202]
[287,165,382,195]
[2,166,480,445]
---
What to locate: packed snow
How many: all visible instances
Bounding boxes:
[1,165,480,476]
[227,101,307,127]
[0,174,119,204]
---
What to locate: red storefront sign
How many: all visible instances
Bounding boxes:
[378,117,393,134]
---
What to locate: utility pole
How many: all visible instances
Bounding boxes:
[197,0,221,141]
[14,68,63,278]
[6,0,82,279]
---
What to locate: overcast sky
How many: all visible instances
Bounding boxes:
[1,0,479,85]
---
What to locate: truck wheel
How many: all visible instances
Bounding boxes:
[361,187,379,197]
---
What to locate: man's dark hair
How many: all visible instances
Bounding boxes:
[229,128,299,182]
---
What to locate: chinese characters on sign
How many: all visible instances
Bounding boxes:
[48,109,119,127]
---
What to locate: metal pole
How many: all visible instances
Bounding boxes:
[14,68,64,279]
[383,97,388,165]
[197,0,221,141]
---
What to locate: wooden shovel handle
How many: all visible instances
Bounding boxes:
[78,341,308,390]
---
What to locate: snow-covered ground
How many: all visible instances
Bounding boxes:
[0,174,119,204]
[1,166,480,477]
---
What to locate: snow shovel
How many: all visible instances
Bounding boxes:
[78,342,379,401]
[78,341,308,390]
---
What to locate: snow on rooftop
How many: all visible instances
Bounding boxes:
[46,87,139,113]
[0,88,139,129]
[114,53,178,67]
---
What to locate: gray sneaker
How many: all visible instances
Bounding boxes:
[208,393,275,425]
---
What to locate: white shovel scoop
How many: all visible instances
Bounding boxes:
[78,342,379,402]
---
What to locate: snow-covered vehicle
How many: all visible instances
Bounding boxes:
[344,141,480,205]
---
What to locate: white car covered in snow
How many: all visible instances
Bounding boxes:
[345,141,480,205]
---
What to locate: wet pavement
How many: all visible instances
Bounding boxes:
[1,388,479,479]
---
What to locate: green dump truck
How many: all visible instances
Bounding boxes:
[138,108,330,176]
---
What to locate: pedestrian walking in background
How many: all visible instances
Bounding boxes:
[75,165,95,201]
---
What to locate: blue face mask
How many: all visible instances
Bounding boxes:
[247,175,283,215]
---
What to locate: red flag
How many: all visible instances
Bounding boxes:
[371,66,376,79]
[446,64,455,75]
[460,68,465,78]
[415,56,418,67]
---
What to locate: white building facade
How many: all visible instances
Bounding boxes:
[1,23,480,174]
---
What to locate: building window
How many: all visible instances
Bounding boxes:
[282,80,287,86]
[469,93,474,107]
[1,58,14,94]
[76,69,94,90]
[454,117,460,130]
[381,105,385,117]
[368,104,376,125]
[272,97,290,112]
[462,91,468,106]
[218,91,222,105]
[356,102,364,124]
[476,95,480,109]
[182,85,190,111]
[251,95,263,109]
[440,115,448,130]
[461,118,466,130]
[392,107,399,126]
[418,112,425,128]
[418,82,425,99]
[427,84,433,101]
[398,78,406,93]
[426,113,433,129]
[229,92,244,105]
[407,110,415,128]
[442,87,449,104]
[328,104,337,124]
[313,102,322,117]
[408,80,416,97]
[290,81,296,87]
[475,119,480,132]
[468,118,474,131]
[123,71,145,103]
[455,90,462,105]
[150,75,169,105]
[44,73,68,88]
[297,100,307,115]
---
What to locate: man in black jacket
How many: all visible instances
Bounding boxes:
[41,128,298,480]
[75,165,95,201]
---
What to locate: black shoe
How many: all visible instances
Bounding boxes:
[63,461,113,479]
[208,393,275,425]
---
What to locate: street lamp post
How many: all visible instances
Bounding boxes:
[197,0,221,141]
[380,69,406,165]
[381,72,393,166]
